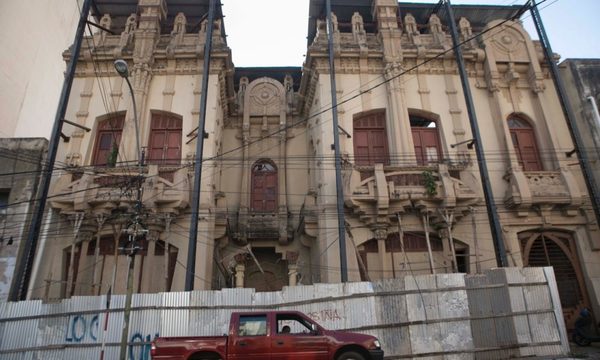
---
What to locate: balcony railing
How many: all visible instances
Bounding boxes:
[504,168,583,215]
[49,165,190,214]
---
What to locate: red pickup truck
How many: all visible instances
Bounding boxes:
[151,310,383,360]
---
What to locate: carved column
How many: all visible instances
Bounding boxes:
[234,253,246,288]
[92,213,107,295]
[121,0,166,162]
[286,251,299,286]
[373,227,388,280]
[66,212,85,297]
[374,0,414,165]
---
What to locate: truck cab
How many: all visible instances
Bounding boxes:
[151,310,383,360]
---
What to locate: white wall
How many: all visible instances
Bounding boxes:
[0,0,81,138]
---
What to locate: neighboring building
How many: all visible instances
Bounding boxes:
[560,59,600,195]
[0,138,48,301]
[0,0,81,138]
[23,0,599,331]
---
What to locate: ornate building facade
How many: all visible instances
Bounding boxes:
[24,0,599,330]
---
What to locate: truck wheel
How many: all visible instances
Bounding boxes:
[573,332,591,346]
[337,351,366,360]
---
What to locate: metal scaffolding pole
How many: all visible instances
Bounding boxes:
[8,0,93,301]
[186,0,216,291]
[445,0,508,267]
[325,0,348,282]
[530,0,600,229]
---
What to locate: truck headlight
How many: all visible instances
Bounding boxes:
[374,339,381,349]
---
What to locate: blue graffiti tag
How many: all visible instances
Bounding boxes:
[129,332,159,360]
[65,314,99,342]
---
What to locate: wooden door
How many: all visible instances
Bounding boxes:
[353,112,389,166]
[412,127,441,165]
[147,114,182,165]
[508,116,542,171]
[92,117,124,166]
[251,161,277,212]
[510,129,542,171]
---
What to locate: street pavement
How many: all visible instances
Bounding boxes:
[560,342,600,359]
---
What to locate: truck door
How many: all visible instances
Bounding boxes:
[270,313,328,360]
[229,314,271,360]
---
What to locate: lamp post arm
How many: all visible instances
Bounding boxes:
[123,76,142,171]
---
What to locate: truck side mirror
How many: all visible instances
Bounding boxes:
[310,323,318,335]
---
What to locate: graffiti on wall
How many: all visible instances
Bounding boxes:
[306,308,343,322]
[65,314,158,360]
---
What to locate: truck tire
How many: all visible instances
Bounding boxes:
[572,332,591,346]
[189,353,222,360]
[337,351,366,360]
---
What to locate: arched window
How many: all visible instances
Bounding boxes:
[410,114,441,165]
[508,115,542,171]
[92,115,124,166]
[147,112,182,165]
[251,160,277,212]
[353,111,389,166]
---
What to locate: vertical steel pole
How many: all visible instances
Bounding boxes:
[186,0,216,291]
[325,0,348,282]
[8,0,93,301]
[445,0,508,267]
[530,0,600,228]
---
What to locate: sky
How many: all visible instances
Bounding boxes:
[222,0,600,67]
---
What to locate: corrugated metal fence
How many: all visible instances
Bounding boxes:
[0,267,569,359]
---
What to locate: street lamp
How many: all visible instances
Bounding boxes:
[113,59,145,360]
[114,59,142,171]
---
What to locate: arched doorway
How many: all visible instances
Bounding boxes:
[519,230,589,329]
[251,160,277,212]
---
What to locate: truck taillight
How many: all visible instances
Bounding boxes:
[150,342,156,356]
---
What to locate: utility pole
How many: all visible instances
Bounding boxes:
[187,0,216,291]
[325,0,349,282]
[445,0,508,267]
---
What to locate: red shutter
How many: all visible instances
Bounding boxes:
[353,111,389,166]
[511,128,542,171]
[251,161,278,212]
[147,114,182,165]
[411,127,441,165]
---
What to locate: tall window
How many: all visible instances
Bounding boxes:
[92,115,124,166]
[508,115,542,171]
[353,111,390,166]
[251,160,277,212]
[410,115,441,165]
[147,112,182,165]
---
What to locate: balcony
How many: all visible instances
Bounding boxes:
[345,163,479,225]
[504,168,583,216]
[49,165,190,215]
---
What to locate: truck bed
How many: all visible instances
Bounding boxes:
[151,336,227,359]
